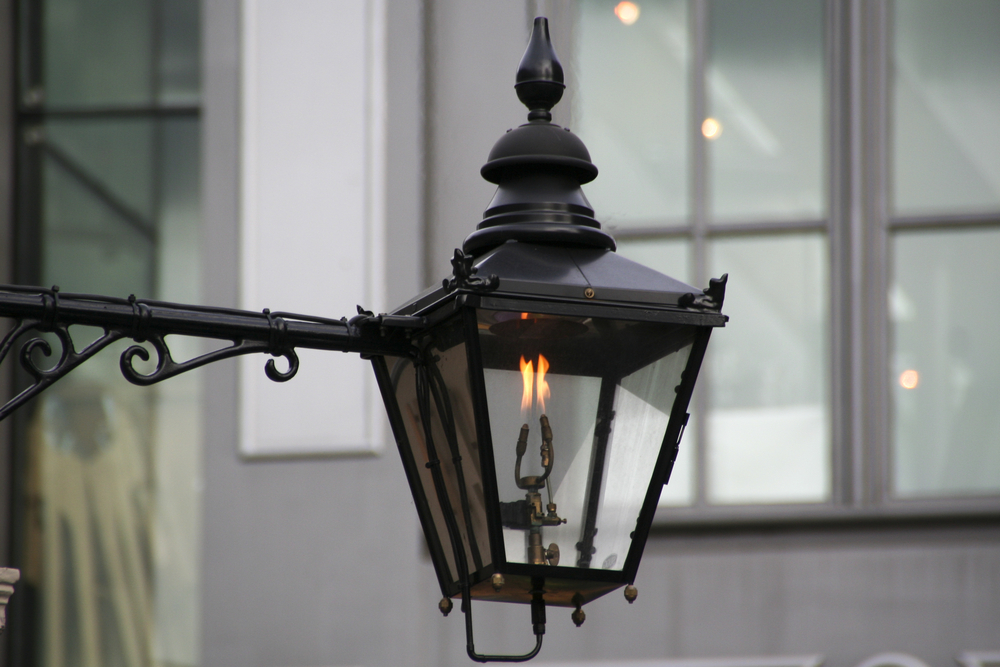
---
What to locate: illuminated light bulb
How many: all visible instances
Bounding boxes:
[899,369,919,389]
[702,117,722,140]
[615,1,640,25]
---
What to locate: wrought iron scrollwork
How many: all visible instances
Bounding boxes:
[0,308,125,420]
[442,249,499,294]
[0,284,419,421]
[118,332,299,387]
[113,300,305,387]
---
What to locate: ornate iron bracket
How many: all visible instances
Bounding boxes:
[119,332,299,387]
[0,284,419,421]
[443,249,499,294]
[0,307,125,420]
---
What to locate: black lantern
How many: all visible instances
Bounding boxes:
[0,15,726,665]
[369,17,727,661]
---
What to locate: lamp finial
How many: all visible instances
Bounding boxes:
[515,17,565,121]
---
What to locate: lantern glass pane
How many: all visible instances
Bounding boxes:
[616,237,696,507]
[595,349,693,565]
[477,310,695,572]
[383,317,492,589]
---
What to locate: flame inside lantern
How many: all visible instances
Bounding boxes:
[520,354,551,416]
[520,356,534,414]
[537,354,550,413]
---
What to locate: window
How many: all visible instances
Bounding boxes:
[573,0,1000,521]
[9,1,203,665]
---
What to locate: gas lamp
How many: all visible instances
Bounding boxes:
[371,17,727,661]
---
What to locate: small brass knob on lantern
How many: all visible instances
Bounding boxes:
[439,597,454,617]
[571,593,586,627]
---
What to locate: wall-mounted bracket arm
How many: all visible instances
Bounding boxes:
[0,284,418,421]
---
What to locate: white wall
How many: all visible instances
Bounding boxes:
[239,0,386,458]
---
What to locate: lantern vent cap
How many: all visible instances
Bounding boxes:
[467,17,614,256]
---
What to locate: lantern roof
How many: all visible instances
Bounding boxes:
[392,242,727,325]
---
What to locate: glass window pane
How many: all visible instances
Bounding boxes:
[28,115,204,665]
[706,234,829,504]
[43,118,158,268]
[158,0,201,105]
[41,122,157,297]
[28,113,204,664]
[576,0,689,228]
[30,359,156,667]
[603,349,693,537]
[707,0,824,222]
[157,118,202,300]
[41,0,156,106]
[150,116,202,666]
[486,366,604,567]
[892,1,1000,216]
[890,228,1000,497]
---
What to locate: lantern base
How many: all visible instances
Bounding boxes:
[460,573,620,608]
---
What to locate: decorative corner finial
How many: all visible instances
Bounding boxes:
[442,249,499,293]
[515,17,565,122]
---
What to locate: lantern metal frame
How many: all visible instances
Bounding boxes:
[0,16,728,664]
[377,249,726,598]
[370,232,725,660]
